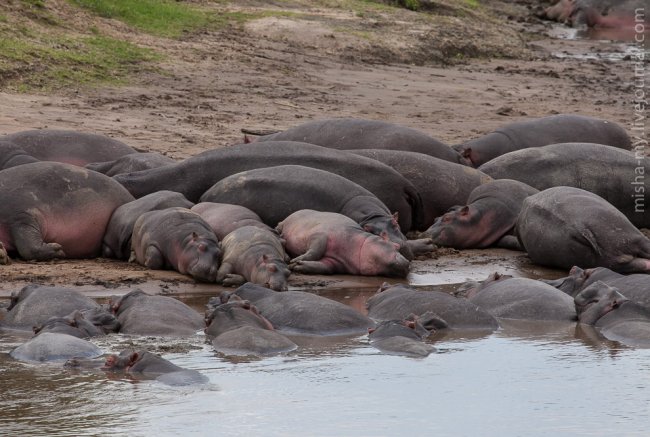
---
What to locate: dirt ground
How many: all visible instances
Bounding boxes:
[0,0,639,299]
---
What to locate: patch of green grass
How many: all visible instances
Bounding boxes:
[463,0,479,9]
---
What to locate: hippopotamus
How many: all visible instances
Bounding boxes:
[10,333,103,363]
[277,210,410,278]
[110,289,204,336]
[217,226,291,291]
[348,149,493,230]
[102,349,209,385]
[252,117,466,164]
[205,299,297,356]
[0,162,134,262]
[102,191,194,260]
[463,273,576,321]
[130,208,222,282]
[454,115,631,167]
[478,143,649,229]
[113,141,422,232]
[541,0,580,23]
[574,281,650,348]
[366,283,499,331]
[219,282,375,336]
[85,152,175,176]
[368,316,436,358]
[2,285,103,329]
[543,266,650,311]
[423,179,539,249]
[516,187,650,273]
[33,310,106,338]
[191,202,274,240]
[0,140,40,169]
[2,129,137,166]
[199,165,425,258]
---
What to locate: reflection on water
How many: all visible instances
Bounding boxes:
[3,292,650,436]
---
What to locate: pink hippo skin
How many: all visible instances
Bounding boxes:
[277,210,410,278]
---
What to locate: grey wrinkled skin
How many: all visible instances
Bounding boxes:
[113,141,422,233]
[102,349,208,385]
[110,289,204,337]
[0,162,134,261]
[200,165,413,258]
[10,333,102,363]
[204,298,274,338]
[102,191,194,260]
[211,325,298,357]
[191,202,274,241]
[3,129,136,166]
[454,114,630,167]
[130,207,222,282]
[465,274,576,322]
[367,283,499,332]
[33,310,107,338]
[0,140,40,170]
[86,152,175,176]
[278,210,410,278]
[350,149,492,230]
[423,179,538,249]
[221,282,375,336]
[217,226,291,291]
[255,117,465,164]
[369,317,435,358]
[516,187,650,273]
[478,143,649,229]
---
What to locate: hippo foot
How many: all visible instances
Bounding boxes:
[36,242,66,261]
[406,238,436,257]
[221,274,246,288]
[0,242,10,265]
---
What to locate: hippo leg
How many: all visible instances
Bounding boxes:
[290,260,335,275]
[142,245,165,269]
[495,235,524,251]
[11,221,65,261]
[0,242,10,265]
[406,238,435,256]
[222,274,247,287]
[289,233,328,263]
[216,262,233,283]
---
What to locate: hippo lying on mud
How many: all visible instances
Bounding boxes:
[103,349,209,385]
[0,162,134,262]
[2,129,137,166]
[113,141,422,232]
[454,114,630,167]
[516,187,650,273]
[251,117,466,164]
[191,202,274,240]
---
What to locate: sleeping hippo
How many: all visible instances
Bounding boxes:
[277,210,410,278]
[516,187,650,273]
[10,333,103,363]
[102,349,209,385]
[2,129,137,166]
[191,202,274,240]
[130,208,222,282]
[86,152,175,176]
[252,117,465,164]
[369,316,435,358]
[0,162,134,261]
[423,179,538,249]
[454,115,630,167]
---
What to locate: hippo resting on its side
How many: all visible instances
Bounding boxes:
[516,187,650,273]
[463,273,576,322]
[130,208,222,282]
[252,117,466,165]
[10,333,103,363]
[575,281,650,348]
[0,162,134,263]
[277,210,410,278]
[349,149,492,230]
[200,165,432,259]
[112,141,423,233]
[102,349,209,386]
[191,202,274,241]
[102,191,194,260]
[543,266,650,311]
[422,179,538,250]
[86,152,175,176]
[454,115,630,167]
[2,129,137,166]
[478,143,649,229]
[219,282,375,336]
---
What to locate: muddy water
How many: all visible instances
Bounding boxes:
[3,290,650,436]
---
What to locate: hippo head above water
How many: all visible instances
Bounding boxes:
[574,281,629,325]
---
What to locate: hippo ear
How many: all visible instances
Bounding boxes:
[267,264,277,273]
[405,320,417,330]
[191,231,198,241]
[262,254,270,263]
[368,327,375,335]
[391,212,399,225]
[461,147,472,159]
[459,206,470,216]
[380,231,390,241]
[128,352,140,368]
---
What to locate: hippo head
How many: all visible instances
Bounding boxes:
[425,205,501,249]
[204,300,274,337]
[368,316,430,341]
[251,255,291,291]
[102,349,138,371]
[178,232,221,282]
[359,235,410,278]
[463,272,513,299]
[542,266,589,296]
[574,281,629,325]
[110,289,148,315]
[362,213,405,248]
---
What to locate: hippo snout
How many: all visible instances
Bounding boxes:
[389,254,410,278]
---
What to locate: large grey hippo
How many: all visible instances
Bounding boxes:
[454,115,630,167]
[102,349,209,385]
[10,333,103,363]
[0,162,134,262]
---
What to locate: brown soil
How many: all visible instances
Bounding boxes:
[0,0,638,298]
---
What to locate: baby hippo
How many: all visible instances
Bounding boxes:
[130,207,222,282]
[369,315,436,358]
[217,226,291,291]
[102,349,208,386]
[277,210,410,277]
[191,202,274,240]
[575,281,650,348]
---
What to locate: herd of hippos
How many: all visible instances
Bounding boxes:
[0,114,649,384]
